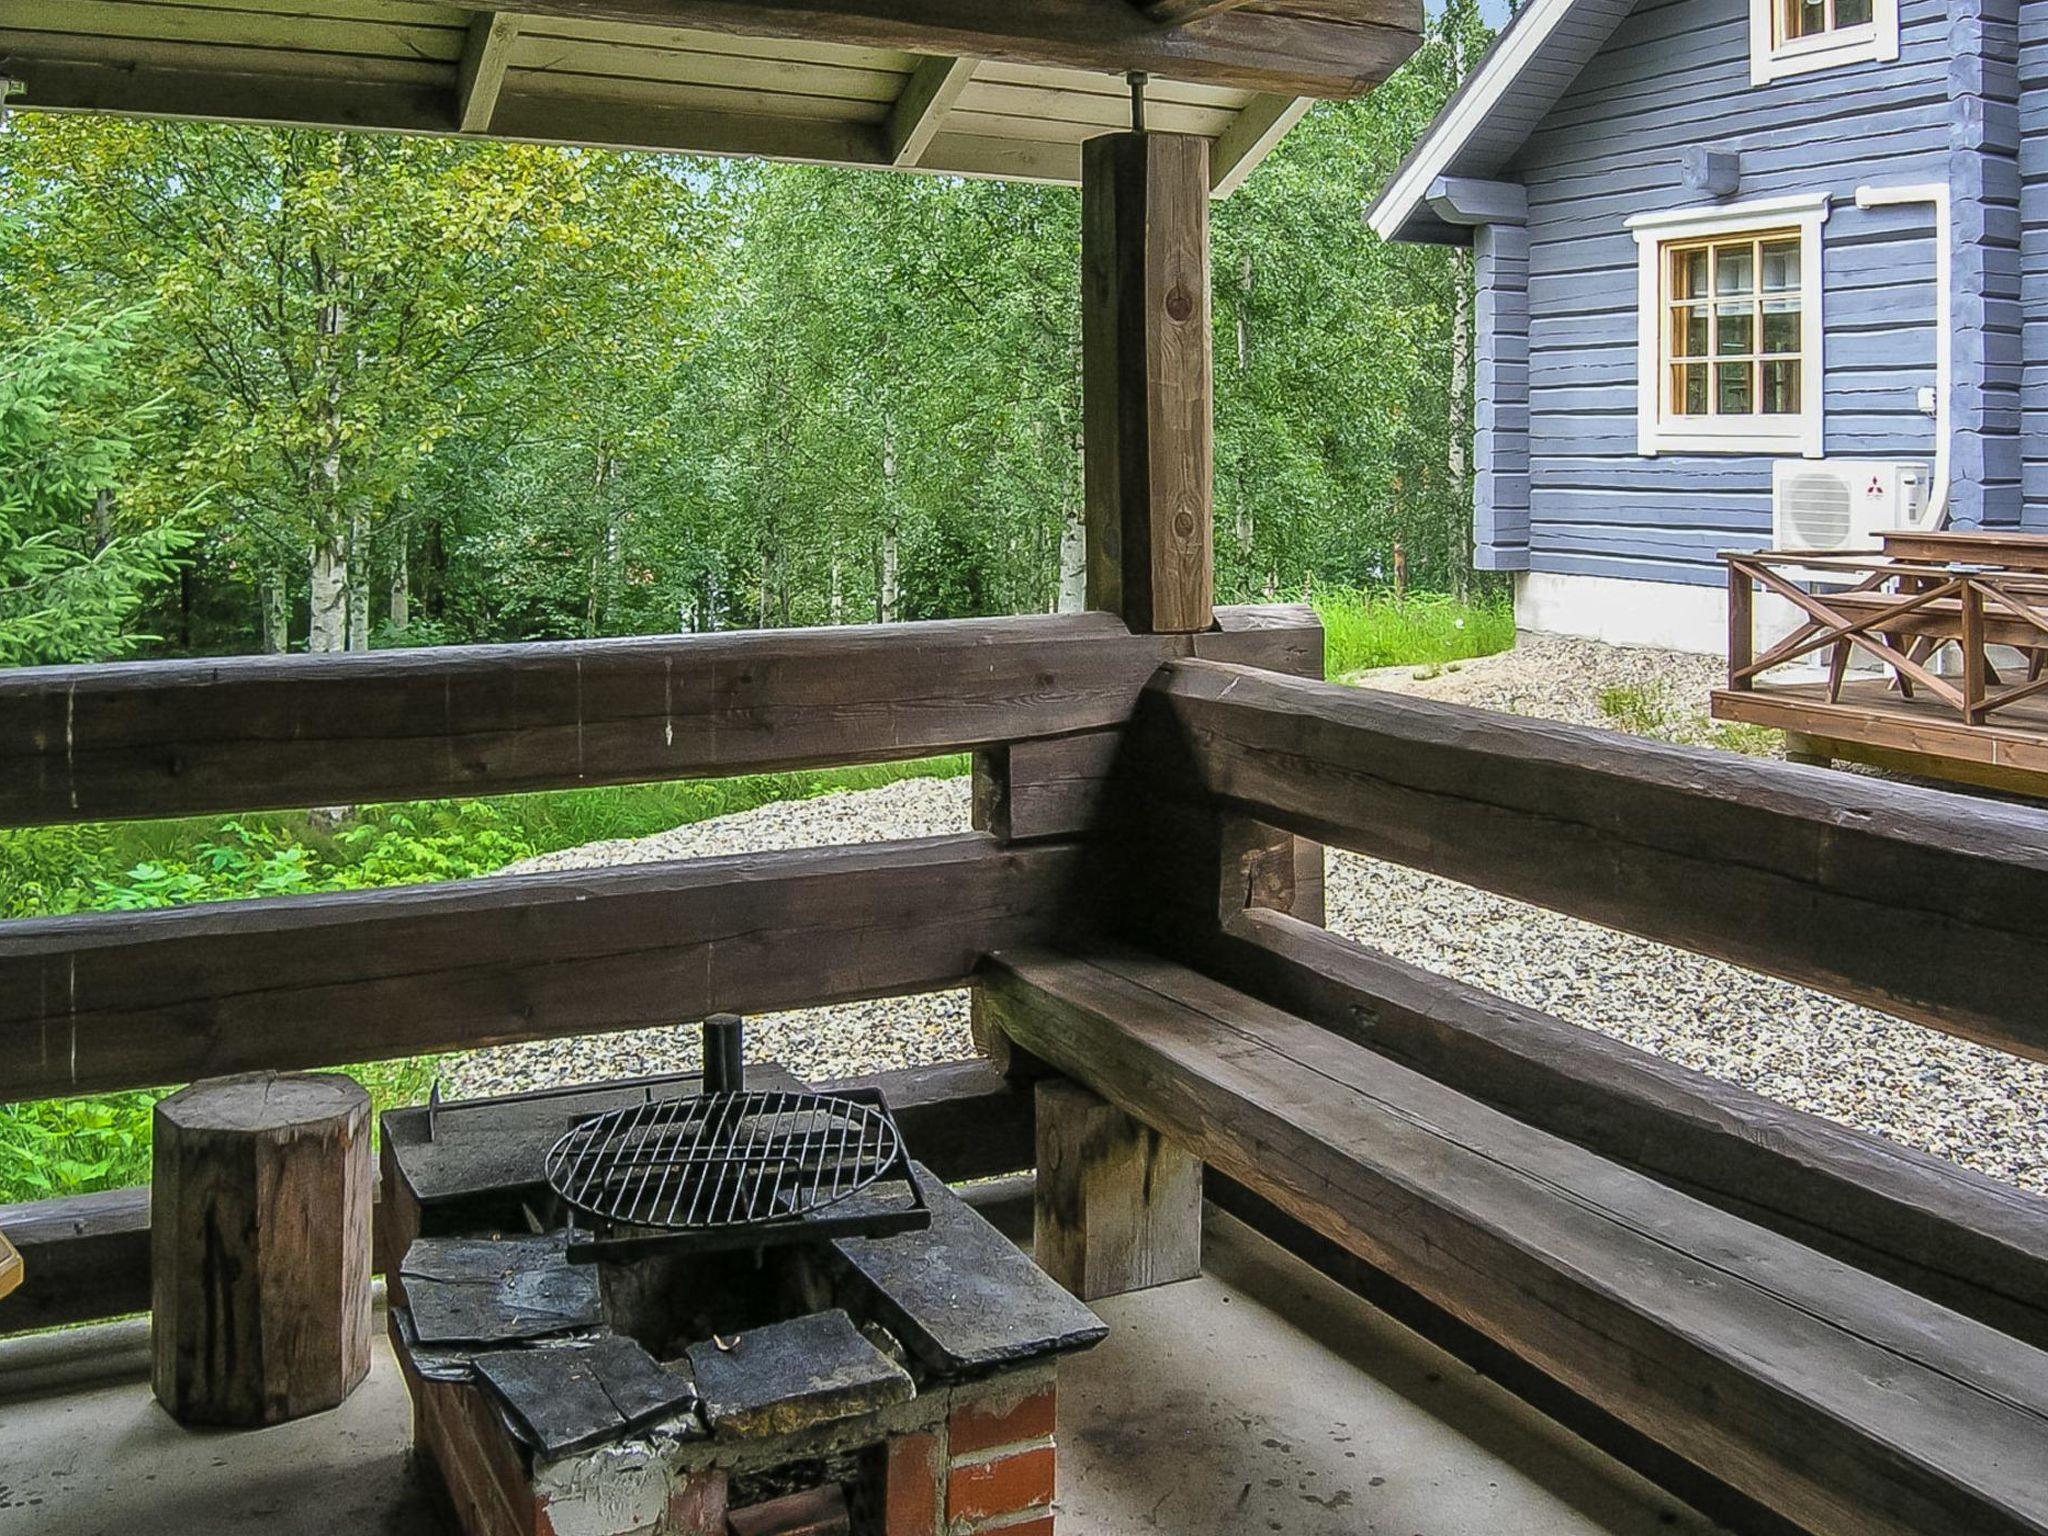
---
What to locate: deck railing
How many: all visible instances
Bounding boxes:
[1723,549,2048,727]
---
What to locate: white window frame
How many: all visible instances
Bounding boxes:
[1750,0,1899,85]
[1628,194,1830,459]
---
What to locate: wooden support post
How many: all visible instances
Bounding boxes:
[1082,131,1214,635]
[1033,1077,1201,1300]
[152,1071,372,1426]
[1961,580,1987,725]
[1727,561,1753,690]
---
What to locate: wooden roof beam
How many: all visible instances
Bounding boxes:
[886,54,979,166]
[1142,0,1259,23]
[431,0,1422,99]
[456,12,523,135]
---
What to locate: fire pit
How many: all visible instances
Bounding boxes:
[380,1023,1104,1536]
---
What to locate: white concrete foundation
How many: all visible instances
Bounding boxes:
[1514,569,1813,657]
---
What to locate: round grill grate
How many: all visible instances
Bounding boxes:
[544,1089,906,1233]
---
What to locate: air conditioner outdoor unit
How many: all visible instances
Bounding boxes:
[1772,459,1933,554]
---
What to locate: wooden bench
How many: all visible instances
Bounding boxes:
[980,946,2048,1536]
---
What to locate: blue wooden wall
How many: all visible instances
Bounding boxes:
[1500,0,1952,587]
[2019,1,2048,526]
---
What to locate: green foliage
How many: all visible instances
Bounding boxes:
[0,2,1492,653]
[1317,588,1516,678]
[0,310,197,664]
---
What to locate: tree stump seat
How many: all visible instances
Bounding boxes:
[151,1070,372,1427]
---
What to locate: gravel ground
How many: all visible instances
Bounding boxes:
[445,639,2048,1196]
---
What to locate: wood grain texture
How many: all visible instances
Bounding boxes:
[1136,659,2048,1062]
[0,606,1312,827]
[1198,908,2048,1350]
[1083,132,1214,634]
[431,0,1422,98]
[1033,1075,1201,1299]
[981,947,2048,1536]
[972,730,1125,842]
[0,835,1090,1103]
[151,1071,372,1426]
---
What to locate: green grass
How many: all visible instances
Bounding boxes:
[1313,588,1516,678]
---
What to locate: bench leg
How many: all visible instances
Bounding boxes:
[1033,1078,1201,1301]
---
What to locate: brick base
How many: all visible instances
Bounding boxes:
[399,1311,1060,1536]
[877,1373,1060,1536]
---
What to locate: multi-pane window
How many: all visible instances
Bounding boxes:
[1664,232,1803,423]
[1628,193,1827,456]
[1777,0,1874,44]
[1750,0,1895,82]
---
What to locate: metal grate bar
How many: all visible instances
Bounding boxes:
[546,1088,907,1237]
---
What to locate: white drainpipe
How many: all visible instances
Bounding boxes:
[1855,182,1951,530]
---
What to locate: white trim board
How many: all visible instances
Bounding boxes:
[1749,0,1900,85]
[1366,0,1581,242]
[1514,569,1812,657]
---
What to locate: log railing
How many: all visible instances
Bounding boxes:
[1121,658,2048,1065]
[0,605,1320,1331]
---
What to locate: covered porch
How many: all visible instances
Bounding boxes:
[4,6,2048,1536]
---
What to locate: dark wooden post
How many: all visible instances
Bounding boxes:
[1082,131,1214,635]
[1727,559,1753,691]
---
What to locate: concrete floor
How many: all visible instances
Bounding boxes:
[0,1209,1722,1536]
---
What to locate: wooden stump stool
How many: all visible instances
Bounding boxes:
[151,1070,372,1426]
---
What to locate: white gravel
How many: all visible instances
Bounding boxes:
[444,639,2048,1196]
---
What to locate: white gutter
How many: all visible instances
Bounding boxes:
[1855,182,1951,530]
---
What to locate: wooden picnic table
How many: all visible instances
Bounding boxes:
[1880,528,2048,569]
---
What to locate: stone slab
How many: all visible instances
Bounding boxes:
[472,1336,700,1459]
[832,1165,1106,1378]
[399,1233,602,1346]
[684,1310,913,1440]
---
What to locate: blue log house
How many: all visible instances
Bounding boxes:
[1372,0,2032,655]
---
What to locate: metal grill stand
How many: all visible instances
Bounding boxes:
[546,1018,928,1265]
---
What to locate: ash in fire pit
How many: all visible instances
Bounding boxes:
[381,1034,1104,1536]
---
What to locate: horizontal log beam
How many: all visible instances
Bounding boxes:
[1198,909,2048,1350]
[0,834,1088,1104]
[0,1056,1034,1335]
[0,606,1317,828]
[429,0,1420,99]
[980,947,2048,1536]
[1135,660,2048,1062]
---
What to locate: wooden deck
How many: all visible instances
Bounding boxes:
[1712,676,2048,799]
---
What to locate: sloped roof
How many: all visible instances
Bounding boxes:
[1367,0,1636,242]
[0,0,1422,194]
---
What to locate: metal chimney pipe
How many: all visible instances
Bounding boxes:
[701,1013,745,1094]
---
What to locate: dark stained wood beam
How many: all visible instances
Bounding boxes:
[1083,132,1214,634]
[0,607,1316,828]
[1134,659,2048,1062]
[980,947,2048,1536]
[430,0,1420,99]
[0,834,1090,1104]
[1141,0,1258,23]
[1195,908,2048,1351]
